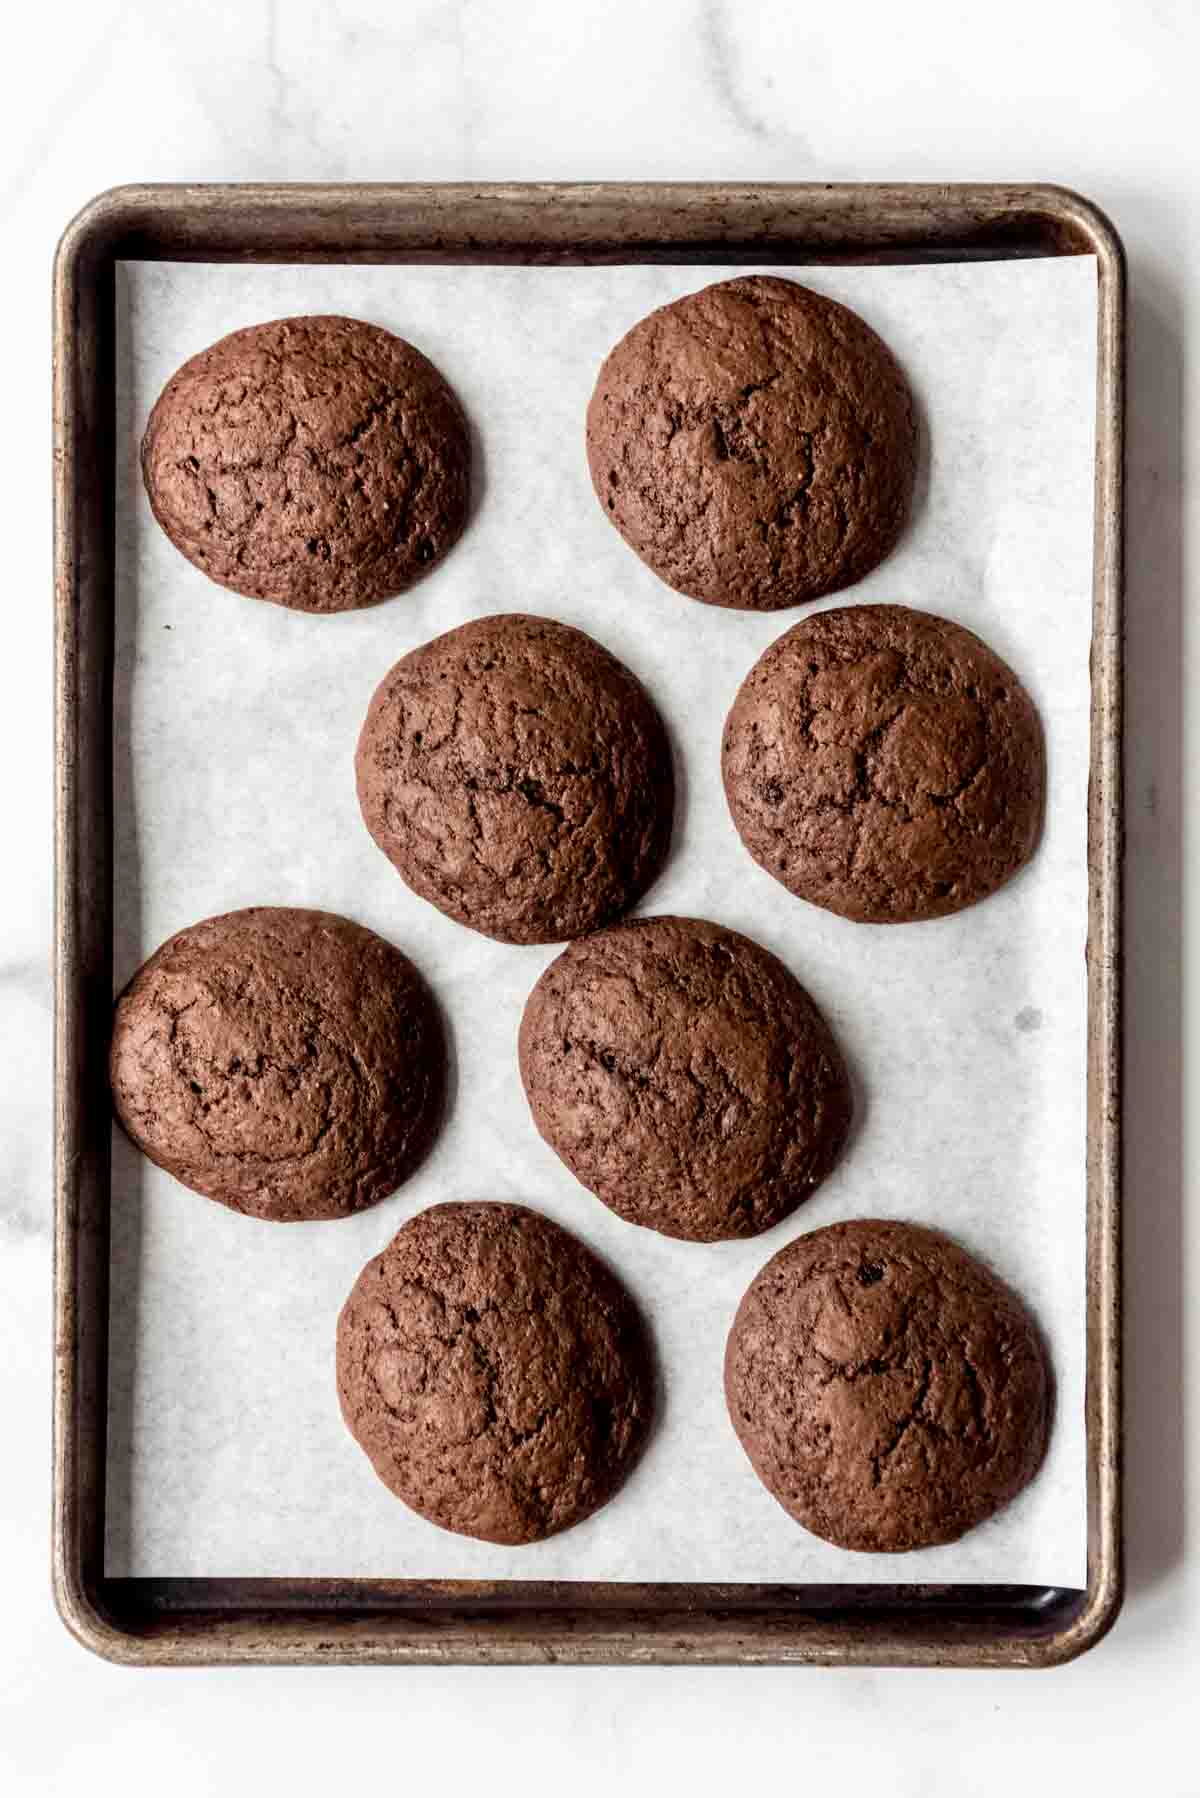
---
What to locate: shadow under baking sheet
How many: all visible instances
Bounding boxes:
[1121,249,1186,1612]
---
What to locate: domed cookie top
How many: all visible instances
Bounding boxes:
[336,1202,654,1544]
[355,613,674,944]
[725,1219,1051,1553]
[586,276,917,611]
[109,907,445,1222]
[141,315,470,612]
[519,916,853,1242]
[722,604,1044,923]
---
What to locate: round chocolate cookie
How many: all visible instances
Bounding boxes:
[336,1202,654,1544]
[722,604,1045,923]
[141,315,470,612]
[519,916,853,1242]
[586,276,917,611]
[725,1219,1051,1553]
[355,613,674,944]
[109,907,445,1222]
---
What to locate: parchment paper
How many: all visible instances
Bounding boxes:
[108,256,1095,1586]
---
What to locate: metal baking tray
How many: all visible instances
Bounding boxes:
[53,181,1123,1668]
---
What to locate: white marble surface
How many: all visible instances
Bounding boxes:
[1,0,1193,1791]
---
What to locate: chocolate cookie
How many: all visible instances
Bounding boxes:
[141,315,470,612]
[336,1202,654,1544]
[518,916,852,1242]
[109,907,445,1222]
[722,604,1044,923]
[355,614,674,944]
[586,276,916,611]
[725,1219,1051,1553]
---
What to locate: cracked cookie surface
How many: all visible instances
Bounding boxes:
[109,907,445,1222]
[355,613,674,943]
[722,604,1045,923]
[519,916,852,1242]
[586,276,916,611]
[725,1219,1051,1552]
[336,1201,654,1544]
[141,315,470,612]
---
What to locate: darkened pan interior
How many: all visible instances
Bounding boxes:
[53,182,1123,1667]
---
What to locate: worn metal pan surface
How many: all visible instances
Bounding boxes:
[53,182,1123,1666]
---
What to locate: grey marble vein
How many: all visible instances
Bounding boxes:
[697,0,812,156]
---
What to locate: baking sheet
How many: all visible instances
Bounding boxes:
[107,255,1095,1587]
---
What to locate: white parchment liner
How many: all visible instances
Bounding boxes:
[108,256,1095,1584]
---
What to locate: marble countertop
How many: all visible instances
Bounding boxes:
[3,1,1193,1791]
